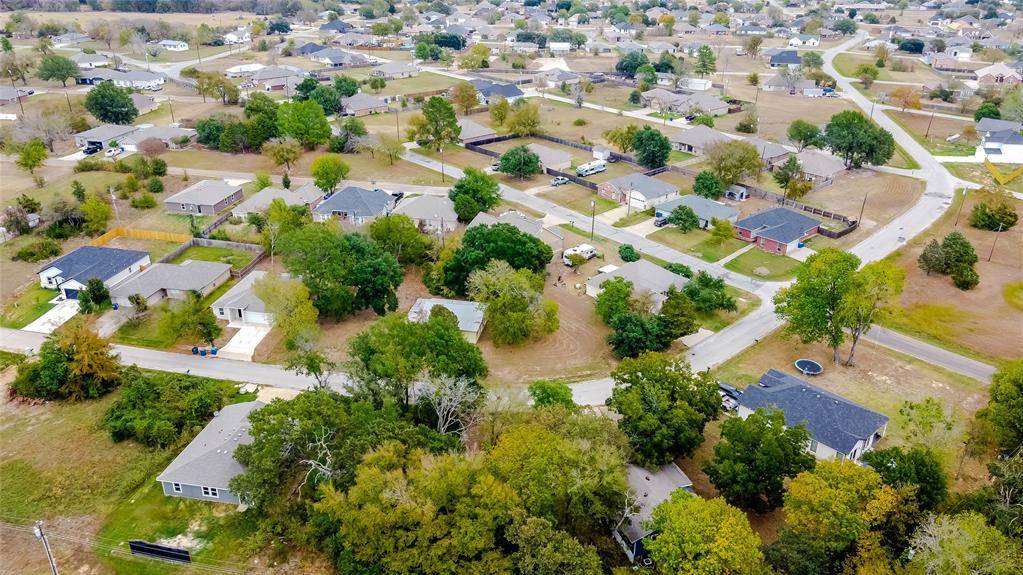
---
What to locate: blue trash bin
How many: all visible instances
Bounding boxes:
[191,346,199,355]
[200,349,207,357]
[211,347,218,356]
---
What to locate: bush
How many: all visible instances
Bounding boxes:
[74,157,107,173]
[45,220,82,240]
[619,244,640,262]
[103,366,234,447]
[208,229,231,241]
[151,157,167,176]
[130,193,157,209]
[13,239,61,262]
[665,262,693,278]
[951,263,980,290]
[970,200,1018,231]
[573,118,587,126]
[146,177,164,194]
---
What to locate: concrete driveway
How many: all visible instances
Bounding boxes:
[23,298,79,334]
[218,325,272,362]
[623,217,660,237]
[59,150,89,161]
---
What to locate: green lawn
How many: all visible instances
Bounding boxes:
[539,186,620,215]
[612,208,653,228]
[648,227,747,262]
[724,249,803,280]
[113,279,237,349]
[171,245,256,271]
[0,285,58,328]
[669,150,695,163]
[883,110,976,157]
[696,286,762,332]
[0,350,24,370]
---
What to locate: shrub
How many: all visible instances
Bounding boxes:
[131,193,157,209]
[208,229,231,241]
[74,157,107,173]
[951,263,980,290]
[665,262,693,278]
[619,244,640,262]
[151,157,167,176]
[970,200,1018,231]
[573,118,587,126]
[146,177,164,194]
[13,239,61,262]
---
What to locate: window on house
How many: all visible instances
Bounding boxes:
[808,439,819,453]
[201,486,219,498]
[172,483,182,493]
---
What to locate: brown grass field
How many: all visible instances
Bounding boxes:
[718,83,859,143]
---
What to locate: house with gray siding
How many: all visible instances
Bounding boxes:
[37,246,150,300]
[654,195,739,228]
[157,401,264,504]
[312,186,397,225]
[164,180,243,215]
[109,260,232,308]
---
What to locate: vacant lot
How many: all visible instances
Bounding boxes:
[171,245,257,270]
[718,83,858,143]
[648,226,748,262]
[724,248,803,280]
[539,183,620,215]
[885,110,975,156]
[946,162,1023,195]
[712,333,993,490]
[586,84,644,111]
[884,189,1023,362]
[833,52,942,84]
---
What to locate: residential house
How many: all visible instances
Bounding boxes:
[371,61,419,79]
[762,74,816,93]
[225,63,265,78]
[407,298,487,343]
[310,47,370,68]
[645,90,728,116]
[737,369,889,462]
[250,65,307,87]
[211,270,274,326]
[975,128,1023,163]
[0,86,30,106]
[109,260,232,308]
[977,117,1023,134]
[73,124,138,149]
[548,41,572,54]
[613,464,694,564]
[668,125,731,155]
[157,401,265,504]
[70,52,110,69]
[294,41,327,56]
[51,32,90,46]
[539,69,582,87]
[788,34,820,47]
[392,195,458,233]
[312,186,397,225]
[340,92,389,116]
[975,62,1022,87]
[653,195,739,228]
[770,50,803,68]
[467,210,564,248]
[791,150,846,184]
[319,19,354,34]
[164,180,243,215]
[585,260,688,312]
[745,137,791,165]
[470,79,524,104]
[640,88,686,110]
[703,23,730,35]
[526,143,572,171]
[646,41,678,55]
[129,93,159,115]
[457,118,496,143]
[37,246,150,300]
[737,24,768,36]
[121,125,196,150]
[76,68,165,90]
[734,207,821,255]
[223,27,251,45]
[231,183,323,218]
[158,39,188,51]
[335,32,380,48]
[597,173,679,210]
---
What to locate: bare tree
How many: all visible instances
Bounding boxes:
[264,221,281,269]
[417,376,485,443]
[16,107,72,152]
[299,429,338,489]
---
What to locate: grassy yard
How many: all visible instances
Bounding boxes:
[884,109,976,157]
[946,163,1023,195]
[585,84,644,111]
[612,208,653,228]
[696,286,762,332]
[0,285,59,328]
[540,185,620,215]
[724,248,803,280]
[113,279,237,350]
[669,150,695,163]
[367,71,459,97]
[832,52,940,84]
[171,245,256,271]
[648,227,748,262]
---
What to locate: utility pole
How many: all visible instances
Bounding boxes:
[33,521,58,575]
[589,200,596,240]
[64,89,72,113]
[954,189,969,227]
[858,189,868,223]
[988,222,1004,261]
[924,110,935,139]
[168,100,175,124]
[11,75,24,116]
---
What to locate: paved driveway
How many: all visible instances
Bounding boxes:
[218,325,272,362]
[22,298,79,334]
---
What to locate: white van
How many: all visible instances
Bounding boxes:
[563,243,597,266]
[576,160,607,177]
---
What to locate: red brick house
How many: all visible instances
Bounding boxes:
[734,207,821,255]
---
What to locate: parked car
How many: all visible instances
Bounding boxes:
[550,176,569,186]
[82,144,102,155]
[654,215,669,227]
[104,147,123,158]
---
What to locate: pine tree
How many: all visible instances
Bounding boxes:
[917,239,945,276]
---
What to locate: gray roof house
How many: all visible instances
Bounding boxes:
[312,186,397,225]
[165,180,243,215]
[73,124,140,149]
[469,79,524,104]
[457,118,497,143]
[231,183,323,217]
[585,260,689,312]
[976,117,1023,134]
[526,143,572,171]
[792,150,846,183]
[372,61,419,79]
[770,50,803,68]
[745,137,791,165]
[597,173,679,210]
[157,401,265,504]
[392,195,458,233]
[407,298,488,343]
[734,207,821,255]
[613,463,695,563]
[121,125,196,148]
[669,125,731,154]
[467,210,564,248]
[211,270,279,326]
[341,92,389,116]
[737,369,889,461]
[109,260,232,308]
[37,246,151,300]
[654,195,740,228]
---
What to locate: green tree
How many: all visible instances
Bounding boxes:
[309,85,342,114]
[35,54,78,87]
[11,323,120,401]
[159,291,222,346]
[982,360,1023,451]
[862,446,948,511]
[705,409,816,512]
[84,82,138,124]
[632,125,671,169]
[253,273,319,350]
[615,51,650,78]
[788,119,823,151]
[838,260,905,365]
[694,45,717,76]
[368,76,386,93]
[594,277,634,325]
[509,517,602,575]
[450,167,501,219]
[801,51,824,70]
[499,145,542,179]
[603,124,640,154]
[824,110,895,168]
[333,74,359,97]
[489,97,510,125]
[77,277,110,314]
[81,194,113,235]
[369,214,432,264]
[310,154,349,196]
[441,223,552,295]
[607,312,665,358]
[970,200,1018,231]
[706,140,762,187]
[917,238,946,275]
[668,204,699,232]
[974,101,1001,122]
[528,380,575,409]
[774,248,861,363]
[15,138,47,176]
[657,286,699,341]
[646,492,768,575]
[467,260,558,345]
[276,100,331,148]
[908,512,1021,575]
[406,96,460,181]
[451,80,479,113]
[506,100,543,136]
[773,155,802,187]
[606,352,720,466]
[693,170,724,199]
[244,91,279,120]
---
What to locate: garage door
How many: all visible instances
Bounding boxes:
[63,288,79,300]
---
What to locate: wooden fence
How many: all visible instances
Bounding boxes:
[159,237,266,278]
[89,227,192,247]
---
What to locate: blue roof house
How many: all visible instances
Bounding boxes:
[737,369,889,462]
[770,50,803,68]
[469,79,524,104]
[37,246,151,300]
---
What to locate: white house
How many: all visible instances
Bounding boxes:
[158,39,189,51]
[37,246,150,300]
[210,270,274,326]
[407,298,487,343]
[224,27,251,45]
[975,128,1023,163]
